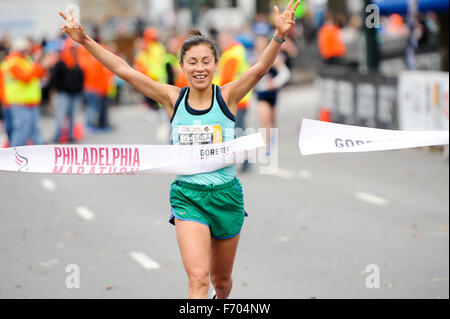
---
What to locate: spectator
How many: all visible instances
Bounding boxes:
[106,42,127,107]
[253,36,291,156]
[0,37,47,147]
[215,31,252,172]
[0,34,11,61]
[386,13,409,36]
[165,36,187,88]
[0,65,11,146]
[50,38,84,143]
[78,40,113,131]
[280,28,299,71]
[133,27,167,120]
[253,14,273,37]
[417,14,431,48]
[318,14,347,61]
[318,14,358,68]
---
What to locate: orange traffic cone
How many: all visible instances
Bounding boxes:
[59,120,84,143]
[319,107,332,122]
[73,121,84,141]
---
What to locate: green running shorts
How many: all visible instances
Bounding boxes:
[169,177,246,239]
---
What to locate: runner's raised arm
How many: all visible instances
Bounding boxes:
[58,9,179,116]
[222,0,301,109]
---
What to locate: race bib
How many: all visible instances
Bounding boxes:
[178,125,223,145]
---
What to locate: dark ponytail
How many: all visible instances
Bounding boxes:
[180,29,219,63]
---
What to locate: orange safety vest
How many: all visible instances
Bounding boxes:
[318,24,347,60]
[78,46,113,96]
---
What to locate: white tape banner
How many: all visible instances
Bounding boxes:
[0,134,265,175]
[299,119,449,156]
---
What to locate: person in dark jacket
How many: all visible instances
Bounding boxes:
[50,38,84,142]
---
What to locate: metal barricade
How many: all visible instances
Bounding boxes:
[317,65,398,129]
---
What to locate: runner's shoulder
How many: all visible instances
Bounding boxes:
[164,85,183,115]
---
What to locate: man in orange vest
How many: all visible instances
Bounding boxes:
[0,37,46,147]
[318,14,347,62]
[78,41,113,131]
[215,31,252,172]
[318,14,359,68]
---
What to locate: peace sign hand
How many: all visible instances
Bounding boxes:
[58,8,87,44]
[274,0,301,38]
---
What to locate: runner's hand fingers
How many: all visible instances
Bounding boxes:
[286,0,294,11]
[274,5,280,16]
[58,10,68,22]
[68,7,77,22]
[293,0,302,12]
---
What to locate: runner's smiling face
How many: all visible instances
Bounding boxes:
[181,44,218,90]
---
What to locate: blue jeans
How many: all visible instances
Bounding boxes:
[85,92,100,128]
[54,92,81,142]
[10,105,43,147]
[98,94,109,129]
[85,92,107,128]
[2,108,13,141]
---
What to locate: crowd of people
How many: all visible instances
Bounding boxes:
[1,5,440,151]
[315,10,438,68]
[0,14,299,164]
[0,32,117,147]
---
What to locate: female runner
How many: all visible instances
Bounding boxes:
[59,0,300,299]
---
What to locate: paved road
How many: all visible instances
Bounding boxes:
[0,84,448,299]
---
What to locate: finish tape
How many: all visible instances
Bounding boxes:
[299,119,449,156]
[0,133,265,175]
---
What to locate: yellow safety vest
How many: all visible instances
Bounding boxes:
[214,43,252,107]
[134,41,168,84]
[0,55,41,106]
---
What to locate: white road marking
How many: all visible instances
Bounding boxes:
[75,206,96,221]
[278,236,289,243]
[299,170,312,180]
[40,178,57,191]
[129,252,160,270]
[273,168,296,180]
[39,259,60,268]
[270,168,312,181]
[355,192,388,206]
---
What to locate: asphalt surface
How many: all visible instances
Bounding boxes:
[0,84,448,299]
